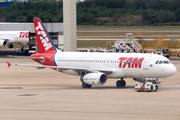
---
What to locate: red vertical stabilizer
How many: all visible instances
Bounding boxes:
[33,17,57,53]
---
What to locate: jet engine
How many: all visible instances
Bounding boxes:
[133,78,145,83]
[0,40,7,47]
[83,72,107,85]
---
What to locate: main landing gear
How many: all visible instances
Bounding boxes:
[8,43,14,48]
[116,78,126,88]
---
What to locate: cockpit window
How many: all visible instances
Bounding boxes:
[155,60,170,64]
[159,61,163,64]
[163,61,169,64]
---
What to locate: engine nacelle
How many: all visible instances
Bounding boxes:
[0,40,7,47]
[133,78,145,83]
[83,72,107,85]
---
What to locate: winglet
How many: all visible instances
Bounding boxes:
[7,62,11,68]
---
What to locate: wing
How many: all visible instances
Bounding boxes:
[6,62,113,75]
[0,37,14,42]
[7,55,44,60]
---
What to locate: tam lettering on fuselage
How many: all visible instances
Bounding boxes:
[118,57,144,68]
[35,22,52,51]
[19,32,29,38]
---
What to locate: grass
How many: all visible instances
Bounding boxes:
[77,26,180,30]
[77,41,107,48]
[77,26,180,49]
[8,39,179,50]
[77,40,180,49]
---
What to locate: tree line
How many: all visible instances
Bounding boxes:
[0,0,180,26]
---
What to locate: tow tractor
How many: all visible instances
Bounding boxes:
[15,47,29,55]
[135,78,160,92]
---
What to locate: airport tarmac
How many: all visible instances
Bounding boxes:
[0,57,180,120]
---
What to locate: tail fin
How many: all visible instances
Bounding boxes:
[33,17,56,53]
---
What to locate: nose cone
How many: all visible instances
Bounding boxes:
[167,64,177,76]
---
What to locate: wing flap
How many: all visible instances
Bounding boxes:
[0,37,14,42]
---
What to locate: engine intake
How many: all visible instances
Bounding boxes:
[83,72,107,85]
[0,40,7,47]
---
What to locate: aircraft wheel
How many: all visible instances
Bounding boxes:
[82,83,92,88]
[87,85,92,88]
[116,80,121,87]
[121,80,126,87]
[8,44,13,48]
[150,85,153,92]
[80,76,83,83]
[116,80,126,87]
[155,85,158,91]
[82,82,87,88]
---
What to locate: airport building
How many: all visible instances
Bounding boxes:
[0,0,77,52]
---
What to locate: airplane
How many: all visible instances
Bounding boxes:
[0,31,29,48]
[7,17,177,88]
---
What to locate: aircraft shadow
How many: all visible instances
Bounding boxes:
[63,85,135,89]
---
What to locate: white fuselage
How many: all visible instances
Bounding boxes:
[53,51,176,79]
[0,31,29,46]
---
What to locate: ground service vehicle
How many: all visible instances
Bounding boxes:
[135,78,160,92]
[156,49,170,58]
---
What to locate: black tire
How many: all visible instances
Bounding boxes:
[116,80,121,87]
[122,80,126,87]
[8,44,13,48]
[87,85,92,88]
[82,83,87,88]
[82,83,92,89]
[80,76,83,83]
[150,85,153,92]
[116,80,126,87]
[155,85,158,91]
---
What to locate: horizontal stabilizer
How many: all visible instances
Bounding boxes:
[7,62,11,68]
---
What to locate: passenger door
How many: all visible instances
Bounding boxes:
[143,56,151,70]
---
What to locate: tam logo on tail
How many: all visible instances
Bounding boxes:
[35,22,52,51]
[33,17,56,53]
